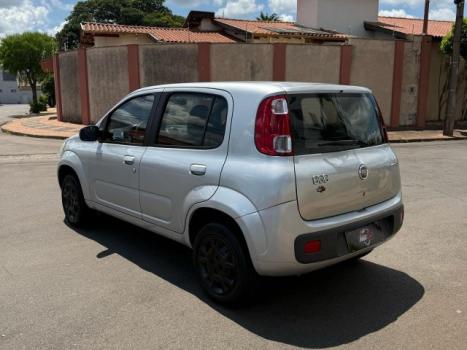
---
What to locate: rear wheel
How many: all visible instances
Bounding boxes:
[61,174,91,227]
[193,223,256,304]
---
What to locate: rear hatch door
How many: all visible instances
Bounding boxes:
[288,92,400,221]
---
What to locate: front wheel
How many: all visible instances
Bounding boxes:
[193,223,256,304]
[61,174,91,227]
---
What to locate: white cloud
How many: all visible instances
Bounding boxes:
[380,0,423,7]
[278,14,294,22]
[268,0,296,21]
[215,0,263,18]
[0,0,49,37]
[379,9,414,18]
[429,8,456,20]
[268,0,295,14]
[46,20,66,36]
[0,0,23,8]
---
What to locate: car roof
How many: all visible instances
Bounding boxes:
[132,82,371,96]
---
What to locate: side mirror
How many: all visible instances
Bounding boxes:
[79,125,100,142]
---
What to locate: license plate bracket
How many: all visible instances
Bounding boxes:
[345,223,387,252]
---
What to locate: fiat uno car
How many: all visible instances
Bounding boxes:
[58,82,403,303]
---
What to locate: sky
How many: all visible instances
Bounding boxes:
[0,0,465,38]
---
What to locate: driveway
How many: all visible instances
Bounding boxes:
[0,104,29,125]
[0,132,466,349]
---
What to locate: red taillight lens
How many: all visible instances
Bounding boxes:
[304,240,321,254]
[255,95,293,156]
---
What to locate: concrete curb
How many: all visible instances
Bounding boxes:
[389,137,467,143]
[1,127,70,140]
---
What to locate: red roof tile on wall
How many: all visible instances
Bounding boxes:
[214,18,347,40]
[81,22,236,43]
[376,16,453,38]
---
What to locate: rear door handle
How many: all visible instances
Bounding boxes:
[190,164,207,176]
[123,155,135,165]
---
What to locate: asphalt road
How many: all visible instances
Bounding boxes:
[0,104,29,125]
[0,132,466,350]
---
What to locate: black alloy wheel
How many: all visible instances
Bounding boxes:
[193,223,256,304]
[61,174,90,227]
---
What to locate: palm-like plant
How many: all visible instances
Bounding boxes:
[256,11,279,21]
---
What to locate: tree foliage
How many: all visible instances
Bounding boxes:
[440,19,467,60]
[0,32,56,110]
[56,0,185,50]
[256,11,280,21]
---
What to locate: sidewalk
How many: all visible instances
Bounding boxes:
[1,115,83,140]
[2,114,467,142]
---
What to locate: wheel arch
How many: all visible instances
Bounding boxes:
[58,151,90,200]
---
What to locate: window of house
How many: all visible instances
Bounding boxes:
[156,93,228,148]
[103,94,155,146]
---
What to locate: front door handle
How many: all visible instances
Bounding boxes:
[190,164,207,176]
[123,155,135,165]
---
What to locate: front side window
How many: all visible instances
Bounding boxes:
[288,93,384,155]
[104,94,155,145]
[157,93,228,148]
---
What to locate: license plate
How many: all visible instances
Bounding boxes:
[345,224,385,252]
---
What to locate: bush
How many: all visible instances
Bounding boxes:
[30,96,48,114]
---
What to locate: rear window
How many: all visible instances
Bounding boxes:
[288,93,384,155]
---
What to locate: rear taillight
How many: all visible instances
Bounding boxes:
[255,95,293,156]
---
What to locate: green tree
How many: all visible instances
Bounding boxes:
[41,74,56,108]
[256,11,280,21]
[0,32,56,112]
[56,0,185,50]
[440,19,467,59]
[440,19,467,121]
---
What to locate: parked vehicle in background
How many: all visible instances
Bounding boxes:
[58,82,404,304]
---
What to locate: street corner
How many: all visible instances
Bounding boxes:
[1,115,84,140]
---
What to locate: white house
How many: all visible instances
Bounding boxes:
[297,0,379,37]
[0,70,34,104]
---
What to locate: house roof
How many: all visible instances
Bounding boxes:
[214,18,347,41]
[365,16,453,39]
[81,22,236,43]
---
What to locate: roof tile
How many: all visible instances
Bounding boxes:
[81,22,236,43]
[375,16,453,38]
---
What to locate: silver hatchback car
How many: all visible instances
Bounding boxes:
[58,82,403,303]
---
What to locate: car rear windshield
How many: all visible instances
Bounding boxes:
[287,93,384,155]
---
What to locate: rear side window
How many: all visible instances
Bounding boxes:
[156,93,227,148]
[288,93,384,155]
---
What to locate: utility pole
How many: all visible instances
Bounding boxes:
[444,0,465,136]
[423,0,430,34]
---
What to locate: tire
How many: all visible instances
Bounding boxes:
[61,174,91,227]
[193,223,256,305]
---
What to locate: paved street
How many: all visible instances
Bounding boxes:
[0,132,466,350]
[0,104,29,125]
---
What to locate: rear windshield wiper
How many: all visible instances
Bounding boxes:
[318,139,368,147]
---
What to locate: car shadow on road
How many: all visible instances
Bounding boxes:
[68,214,425,349]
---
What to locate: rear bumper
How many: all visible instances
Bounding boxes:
[294,205,403,264]
[243,192,403,276]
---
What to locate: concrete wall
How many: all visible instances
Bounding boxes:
[427,41,467,122]
[94,33,154,48]
[298,0,378,37]
[211,44,273,81]
[400,38,422,126]
[285,44,340,83]
[59,51,81,123]
[139,44,198,87]
[349,38,395,124]
[58,39,466,127]
[87,46,129,123]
